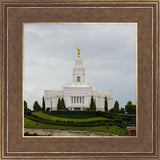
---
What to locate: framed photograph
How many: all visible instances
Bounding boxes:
[0,0,160,159]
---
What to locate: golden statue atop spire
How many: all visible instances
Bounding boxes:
[77,48,80,58]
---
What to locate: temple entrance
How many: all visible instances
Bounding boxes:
[74,108,81,111]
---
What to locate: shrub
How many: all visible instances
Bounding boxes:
[33,101,42,111]
[46,107,50,112]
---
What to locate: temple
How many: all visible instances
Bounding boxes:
[44,49,113,111]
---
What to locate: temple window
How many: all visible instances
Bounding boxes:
[77,76,80,82]
[71,97,73,103]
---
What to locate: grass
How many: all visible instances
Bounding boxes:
[24,117,129,136]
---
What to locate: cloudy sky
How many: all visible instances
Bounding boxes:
[24,23,136,110]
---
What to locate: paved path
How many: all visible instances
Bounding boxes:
[24,128,118,136]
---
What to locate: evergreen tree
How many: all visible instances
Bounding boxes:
[60,99,64,110]
[24,100,27,109]
[57,98,64,110]
[24,100,32,115]
[89,96,96,111]
[33,101,42,111]
[57,98,61,111]
[42,96,46,112]
[112,100,119,113]
[61,97,66,109]
[104,96,108,112]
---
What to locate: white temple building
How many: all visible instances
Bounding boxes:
[44,49,113,111]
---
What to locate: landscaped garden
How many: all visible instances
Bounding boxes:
[24,111,136,136]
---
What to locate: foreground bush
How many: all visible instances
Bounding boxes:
[24,113,125,128]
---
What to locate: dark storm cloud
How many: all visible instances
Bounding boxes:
[24,23,136,109]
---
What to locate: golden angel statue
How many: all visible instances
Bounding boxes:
[77,48,80,58]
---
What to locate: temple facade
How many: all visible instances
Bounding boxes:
[44,49,113,111]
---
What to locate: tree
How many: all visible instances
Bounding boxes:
[33,101,42,111]
[127,101,132,105]
[104,96,108,112]
[60,99,64,110]
[24,100,32,115]
[112,100,119,113]
[24,100,27,109]
[61,97,66,109]
[119,107,125,114]
[42,96,46,112]
[57,98,61,111]
[57,98,64,110]
[89,96,96,111]
[125,101,136,114]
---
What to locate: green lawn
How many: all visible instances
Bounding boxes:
[24,117,129,136]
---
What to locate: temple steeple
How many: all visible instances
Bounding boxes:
[44,49,113,112]
[73,50,85,83]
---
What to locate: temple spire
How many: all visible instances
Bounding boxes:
[77,48,80,58]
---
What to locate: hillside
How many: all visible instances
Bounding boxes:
[24,111,136,136]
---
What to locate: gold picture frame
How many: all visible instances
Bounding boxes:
[0,0,159,159]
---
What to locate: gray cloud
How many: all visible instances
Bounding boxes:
[24,24,136,109]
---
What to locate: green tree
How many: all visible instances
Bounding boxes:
[24,100,27,109]
[42,96,46,112]
[125,101,136,114]
[89,96,96,111]
[119,107,125,114]
[61,97,66,109]
[33,101,42,111]
[60,99,64,110]
[112,100,119,113]
[104,96,108,112]
[57,98,61,111]
[127,101,132,105]
[57,98,64,110]
[24,100,32,115]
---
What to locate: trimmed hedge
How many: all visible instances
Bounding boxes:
[46,111,97,118]
[45,111,135,122]
[25,114,124,128]
[26,111,135,129]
